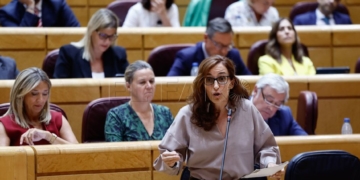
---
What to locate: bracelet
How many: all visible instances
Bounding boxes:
[49,133,58,144]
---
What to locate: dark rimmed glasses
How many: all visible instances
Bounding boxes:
[209,38,233,51]
[97,31,118,42]
[205,76,229,86]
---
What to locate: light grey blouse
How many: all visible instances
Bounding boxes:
[153,99,281,180]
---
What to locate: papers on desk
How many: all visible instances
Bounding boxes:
[241,161,289,179]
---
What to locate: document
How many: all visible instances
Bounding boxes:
[241,161,289,179]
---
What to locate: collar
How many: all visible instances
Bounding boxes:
[316,8,333,20]
[23,0,43,10]
[201,42,210,59]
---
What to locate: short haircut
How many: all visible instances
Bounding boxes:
[125,60,153,84]
[141,0,174,11]
[255,73,289,101]
[206,17,233,38]
[3,67,52,128]
[71,9,119,61]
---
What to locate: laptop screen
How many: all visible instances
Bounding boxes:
[316,67,350,74]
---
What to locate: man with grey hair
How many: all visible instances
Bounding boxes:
[167,17,251,76]
[252,73,307,135]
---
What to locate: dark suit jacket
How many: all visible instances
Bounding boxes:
[53,44,129,78]
[267,106,308,136]
[0,56,19,79]
[0,0,80,27]
[167,42,251,76]
[293,11,352,25]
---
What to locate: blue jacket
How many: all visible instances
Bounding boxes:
[266,106,308,136]
[0,56,19,80]
[0,0,80,27]
[53,44,129,78]
[167,42,251,76]
[293,11,352,25]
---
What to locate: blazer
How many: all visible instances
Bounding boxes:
[293,11,352,25]
[0,0,80,27]
[258,54,316,76]
[167,42,251,76]
[0,56,19,80]
[53,44,129,78]
[267,106,308,136]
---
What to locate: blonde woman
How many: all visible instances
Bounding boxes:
[54,9,129,78]
[0,67,78,146]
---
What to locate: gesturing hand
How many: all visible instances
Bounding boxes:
[20,128,49,145]
[161,150,180,167]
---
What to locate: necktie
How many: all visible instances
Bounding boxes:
[322,17,330,25]
[34,7,42,27]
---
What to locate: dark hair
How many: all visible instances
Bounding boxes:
[206,17,233,38]
[141,0,173,11]
[266,18,304,63]
[188,55,249,131]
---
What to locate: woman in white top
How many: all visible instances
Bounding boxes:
[123,0,180,27]
[54,9,129,79]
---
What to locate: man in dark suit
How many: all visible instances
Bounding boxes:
[293,0,352,25]
[167,17,251,76]
[0,56,19,79]
[251,73,307,136]
[0,0,80,27]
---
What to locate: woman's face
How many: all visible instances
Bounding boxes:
[23,81,49,117]
[127,68,156,103]
[91,27,117,54]
[204,63,234,107]
[276,20,296,46]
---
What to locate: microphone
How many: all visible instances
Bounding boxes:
[219,108,233,179]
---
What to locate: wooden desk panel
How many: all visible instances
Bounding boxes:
[345,0,360,4]
[0,80,14,103]
[47,34,84,49]
[236,28,269,48]
[333,27,360,46]
[0,146,34,180]
[308,48,332,67]
[72,7,89,27]
[117,31,143,49]
[297,28,331,46]
[59,104,88,142]
[333,47,360,73]
[88,0,114,6]
[37,172,151,180]
[348,6,360,24]
[276,6,292,19]
[0,51,46,70]
[66,0,87,6]
[0,34,45,49]
[309,75,360,97]
[143,29,203,48]
[127,50,144,64]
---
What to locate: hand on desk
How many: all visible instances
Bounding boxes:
[161,150,180,167]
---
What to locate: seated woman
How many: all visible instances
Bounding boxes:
[154,55,282,179]
[105,60,173,141]
[258,18,316,75]
[54,9,129,78]
[0,68,78,146]
[122,0,180,27]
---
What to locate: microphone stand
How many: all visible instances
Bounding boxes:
[219,109,232,179]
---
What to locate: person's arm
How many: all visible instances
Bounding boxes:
[0,0,39,27]
[122,5,139,27]
[58,0,80,27]
[167,51,188,76]
[283,107,308,135]
[258,56,276,75]
[231,49,252,75]
[0,122,10,146]
[293,16,303,25]
[165,4,180,27]
[55,116,78,144]
[117,47,129,74]
[104,109,124,142]
[53,46,72,78]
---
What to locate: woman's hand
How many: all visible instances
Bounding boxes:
[20,128,51,145]
[151,0,166,16]
[267,163,284,180]
[161,150,180,167]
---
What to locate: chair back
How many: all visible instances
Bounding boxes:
[285,150,360,180]
[355,57,360,73]
[147,44,193,76]
[82,97,130,142]
[296,91,318,135]
[289,2,350,22]
[0,103,67,119]
[107,0,140,27]
[207,0,238,24]
[42,49,59,78]
[247,40,309,75]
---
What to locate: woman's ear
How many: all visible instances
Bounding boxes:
[229,79,235,89]
[125,82,131,91]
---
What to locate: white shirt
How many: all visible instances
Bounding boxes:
[92,72,105,79]
[201,42,209,59]
[122,2,180,27]
[224,1,279,27]
[315,8,335,26]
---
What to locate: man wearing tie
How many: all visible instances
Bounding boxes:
[293,0,352,25]
[0,0,80,27]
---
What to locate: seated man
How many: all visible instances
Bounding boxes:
[225,0,279,26]
[293,0,352,25]
[0,56,19,79]
[0,0,80,27]
[167,17,251,76]
[251,73,307,136]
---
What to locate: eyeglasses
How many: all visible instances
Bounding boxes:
[205,76,229,86]
[209,38,233,51]
[97,31,118,41]
[260,88,284,109]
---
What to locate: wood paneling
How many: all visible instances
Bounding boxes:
[47,34,84,49]
[333,28,360,46]
[308,48,332,67]
[0,34,45,49]
[127,50,144,64]
[59,104,88,142]
[309,75,360,97]
[297,29,331,46]
[0,51,46,70]
[37,172,151,180]
[347,6,360,24]
[333,47,360,72]
[72,7,89,27]
[0,146,34,180]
